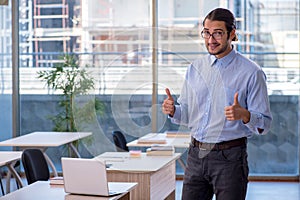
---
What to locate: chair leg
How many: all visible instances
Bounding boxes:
[0,174,5,196]
[13,161,20,189]
[15,180,19,190]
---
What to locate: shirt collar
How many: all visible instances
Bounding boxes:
[209,55,217,66]
[210,48,236,68]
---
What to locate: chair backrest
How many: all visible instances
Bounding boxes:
[21,149,50,185]
[112,131,129,152]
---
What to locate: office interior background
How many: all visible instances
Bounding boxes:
[0,0,299,179]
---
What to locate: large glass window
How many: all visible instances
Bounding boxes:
[0,2,13,148]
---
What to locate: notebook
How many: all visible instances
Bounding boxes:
[61,157,128,196]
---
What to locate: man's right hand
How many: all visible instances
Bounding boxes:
[162,88,175,117]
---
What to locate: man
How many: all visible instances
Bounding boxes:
[162,8,272,200]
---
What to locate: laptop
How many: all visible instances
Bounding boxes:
[61,157,128,196]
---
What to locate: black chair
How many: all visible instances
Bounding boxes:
[112,131,129,152]
[21,149,50,185]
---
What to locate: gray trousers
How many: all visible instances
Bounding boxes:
[182,144,249,200]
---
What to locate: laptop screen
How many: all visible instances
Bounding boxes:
[61,157,111,196]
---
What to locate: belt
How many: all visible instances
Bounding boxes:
[191,137,247,151]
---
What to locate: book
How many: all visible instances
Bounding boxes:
[146,148,174,156]
[49,176,64,185]
[150,144,174,151]
[129,150,142,158]
[137,133,167,144]
[165,131,190,138]
[146,145,175,156]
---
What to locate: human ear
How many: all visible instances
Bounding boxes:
[231,29,238,41]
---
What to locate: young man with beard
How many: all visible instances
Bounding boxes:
[162,8,272,200]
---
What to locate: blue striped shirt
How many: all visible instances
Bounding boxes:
[171,49,272,143]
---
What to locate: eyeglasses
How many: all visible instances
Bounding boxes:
[201,30,227,40]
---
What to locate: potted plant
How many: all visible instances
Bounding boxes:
[37,54,103,155]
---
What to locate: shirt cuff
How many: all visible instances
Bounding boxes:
[169,105,182,124]
[245,112,264,134]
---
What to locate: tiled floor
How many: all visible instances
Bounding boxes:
[1,178,299,199]
[176,180,300,200]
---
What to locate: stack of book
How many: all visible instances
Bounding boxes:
[137,133,167,144]
[49,176,64,185]
[129,150,142,158]
[146,145,174,156]
[165,131,190,138]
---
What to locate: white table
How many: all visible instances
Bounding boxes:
[0,181,137,200]
[0,132,92,177]
[0,151,23,194]
[126,133,190,169]
[96,152,181,200]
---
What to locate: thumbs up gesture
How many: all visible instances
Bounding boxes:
[162,88,175,117]
[224,92,250,123]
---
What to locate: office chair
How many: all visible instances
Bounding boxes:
[112,131,129,152]
[21,149,50,185]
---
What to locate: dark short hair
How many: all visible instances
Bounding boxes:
[203,8,238,41]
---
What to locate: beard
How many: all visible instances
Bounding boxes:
[206,41,231,57]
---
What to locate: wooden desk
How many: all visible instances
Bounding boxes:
[0,132,92,177]
[0,181,137,200]
[0,151,23,194]
[95,152,181,200]
[126,133,190,169]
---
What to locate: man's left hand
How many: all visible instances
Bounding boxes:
[224,92,250,123]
